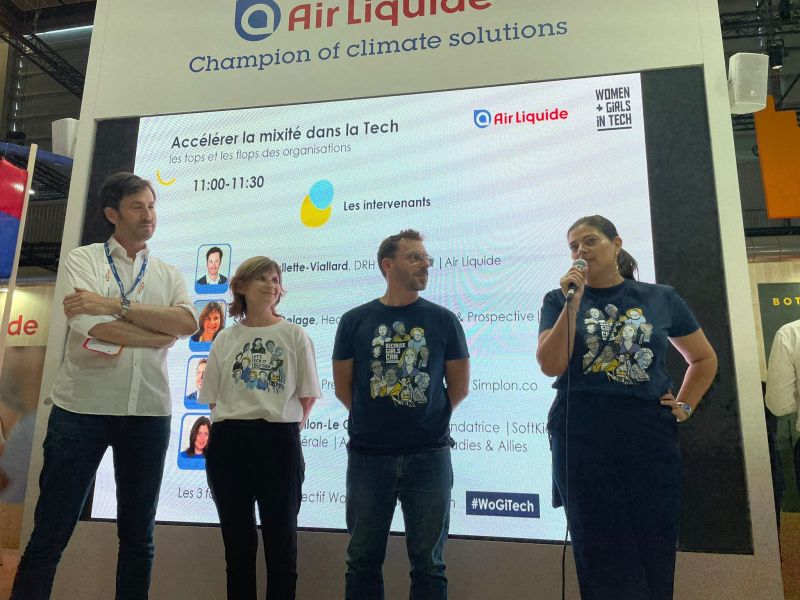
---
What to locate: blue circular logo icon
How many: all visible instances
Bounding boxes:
[235,0,281,42]
[473,109,492,129]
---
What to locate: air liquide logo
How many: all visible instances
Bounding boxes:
[235,0,282,41]
[473,107,570,128]
[300,180,334,228]
[473,109,492,129]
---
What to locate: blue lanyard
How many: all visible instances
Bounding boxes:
[104,242,148,300]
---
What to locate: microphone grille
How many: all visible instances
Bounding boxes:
[573,258,587,271]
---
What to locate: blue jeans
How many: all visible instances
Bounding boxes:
[11,405,170,600]
[345,446,453,600]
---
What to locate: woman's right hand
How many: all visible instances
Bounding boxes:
[559,265,586,305]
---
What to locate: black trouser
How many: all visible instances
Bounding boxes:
[550,393,682,600]
[12,406,170,600]
[205,419,304,600]
[794,437,800,498]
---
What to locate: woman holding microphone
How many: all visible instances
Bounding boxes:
[199,256,321,600]
[536,215,717,600]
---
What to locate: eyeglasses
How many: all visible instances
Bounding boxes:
[405,252,434,267]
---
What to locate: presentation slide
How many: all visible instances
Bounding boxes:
[88,72,655,542]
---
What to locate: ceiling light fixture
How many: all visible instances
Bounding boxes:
[768,43,784,70]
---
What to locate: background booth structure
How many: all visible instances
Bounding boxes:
[0,284,53,544]
[14,0,787,598]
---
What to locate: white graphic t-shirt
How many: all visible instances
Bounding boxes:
[198,320,321,423]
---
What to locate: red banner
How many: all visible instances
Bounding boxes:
[0,158,29,278]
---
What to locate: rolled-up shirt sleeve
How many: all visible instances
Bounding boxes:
[62,247,117,339]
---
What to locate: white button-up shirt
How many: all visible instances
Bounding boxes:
[51,237,198,416]
[766,318,800,431]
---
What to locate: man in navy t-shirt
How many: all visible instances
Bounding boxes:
[333,229,470,600]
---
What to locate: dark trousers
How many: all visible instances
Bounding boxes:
[793,437,800,498]
[11,405,170,600]
[205,419,304,600]
[344,447,453,600]
[550,394,682,600]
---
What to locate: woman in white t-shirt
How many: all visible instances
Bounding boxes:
[199,256,321,600]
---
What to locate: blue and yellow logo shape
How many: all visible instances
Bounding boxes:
[300,180,333,228]
[235,0,281,42]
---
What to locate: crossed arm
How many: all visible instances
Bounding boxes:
[64,288,197,348]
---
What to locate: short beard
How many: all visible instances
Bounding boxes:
[407,273,427,291]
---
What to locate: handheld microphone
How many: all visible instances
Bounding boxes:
[565,258,587,303]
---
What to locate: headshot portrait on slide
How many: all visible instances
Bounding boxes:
[195,244,231,294]
[178,414,212,470]
[190,300,227,351]
[184,356,208,410]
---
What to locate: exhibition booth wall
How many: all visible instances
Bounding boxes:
[18,1,783,598]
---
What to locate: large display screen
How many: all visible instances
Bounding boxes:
[88,72,655,542]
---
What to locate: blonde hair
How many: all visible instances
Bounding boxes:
[229,256,284,320]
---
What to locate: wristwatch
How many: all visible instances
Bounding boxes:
[119,298,131,320]
[677,402,693,417]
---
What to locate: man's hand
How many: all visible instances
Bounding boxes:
[63,288,118,319]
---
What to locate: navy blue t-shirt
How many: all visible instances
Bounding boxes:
[538,279,700,400]
[333,297,469,454]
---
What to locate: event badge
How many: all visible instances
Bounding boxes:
[83,337,123,356]
[82,242,148,357]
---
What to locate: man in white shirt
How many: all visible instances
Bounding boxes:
[766,318,800,497]
[11,172,198,600]
[766,319,800,425]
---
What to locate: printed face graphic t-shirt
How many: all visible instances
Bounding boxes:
[333,297,469,454]
[539,280,700,400]
[199,321,321,423]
